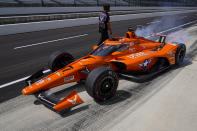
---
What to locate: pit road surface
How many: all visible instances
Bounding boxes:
[0,10,197,131]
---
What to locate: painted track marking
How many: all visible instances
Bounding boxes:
[147,21,161,24]
[14,34,88,49]
[145,19,197,38]
[0,69,50,89]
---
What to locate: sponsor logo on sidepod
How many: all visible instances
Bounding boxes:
[127,52,146,59]
[138,59,152,69]
[64,75,75,82]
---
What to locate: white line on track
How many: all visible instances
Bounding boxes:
[156,19,197,34]
[0,19,197,89]
[0,69,50,89]
[14,34,88,49]
[145,19,197,38]
[147,21,161,24]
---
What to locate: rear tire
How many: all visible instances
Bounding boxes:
[48,51,74,72]
[175,43,186,65]
[85,67,119,102]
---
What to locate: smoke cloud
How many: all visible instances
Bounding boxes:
[167,30,189,43]
[135,14,189,44]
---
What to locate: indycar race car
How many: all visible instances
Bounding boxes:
[22,28,186,112]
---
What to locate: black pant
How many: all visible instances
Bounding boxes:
[98,31,109,45]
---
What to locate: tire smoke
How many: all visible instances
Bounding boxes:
[135,15,189,44]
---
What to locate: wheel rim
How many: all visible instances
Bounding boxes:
[100,77,113,94]
[97,75,116,99]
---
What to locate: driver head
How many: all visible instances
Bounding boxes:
[103,4,110,12]
[128,27,134,32]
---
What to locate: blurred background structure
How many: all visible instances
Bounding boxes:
[0,0,197,7]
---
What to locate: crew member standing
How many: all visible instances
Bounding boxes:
[98,5,112,45]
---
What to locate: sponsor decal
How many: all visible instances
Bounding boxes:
[129,48,136,53]
[127,52,149,59]
[167,50,176,55]
[38,79,44,84]
[169,43,177,46]
[78,62,83,65]
[142,46,146,49]
[129,42,134,46]
[167,50,176,58]
[35,79,44,85]
[138,59,152,69]
[67,95,77,105]
[124,42,134,46]
[56,72,61,76]
[23,89,27,93]
[64,75,75,82]
[45,77,51,81]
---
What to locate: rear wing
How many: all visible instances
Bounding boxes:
[152,33,167,44]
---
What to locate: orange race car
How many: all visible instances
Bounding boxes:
[21,28,186,113]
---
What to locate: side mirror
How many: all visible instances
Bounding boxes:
[93,45,98,50]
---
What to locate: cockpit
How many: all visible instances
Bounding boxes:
[91,44,129,56]
[91,28,137,56]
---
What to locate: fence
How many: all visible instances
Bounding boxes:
[0,0,196,7]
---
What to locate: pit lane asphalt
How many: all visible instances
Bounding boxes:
[0,10,197,131]
[0,11,197,103]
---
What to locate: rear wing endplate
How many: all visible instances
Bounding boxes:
[152,33,167,44]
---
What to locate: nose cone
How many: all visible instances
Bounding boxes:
[21,86,37,95]
[22,88,29,95]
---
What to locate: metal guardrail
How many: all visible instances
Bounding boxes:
[0,0,196,7]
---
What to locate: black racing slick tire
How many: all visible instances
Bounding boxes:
[85,66,119,102]
[175,43,186,66]
[48,51,74,72]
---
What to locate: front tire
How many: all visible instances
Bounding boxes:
[48,51,74,72]
[85,67,119,102]
[175,43,186,65]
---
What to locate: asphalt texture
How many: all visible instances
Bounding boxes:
[0,10,197,130]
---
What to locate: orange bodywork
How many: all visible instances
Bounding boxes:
[22,31,178,102]
[53,90,84,111]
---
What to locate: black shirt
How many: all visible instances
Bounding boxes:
[99,12,110,32]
